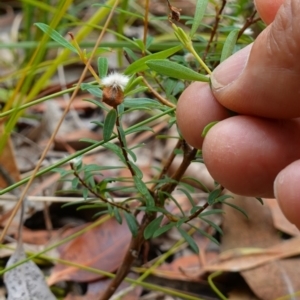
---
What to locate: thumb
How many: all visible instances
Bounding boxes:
[211,0,300,119]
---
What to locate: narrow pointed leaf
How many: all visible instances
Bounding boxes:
[98,57,108,78]
[124,212,138,237]
[201,121,219,137]
[220,29,239,62]
[114,207,122,224]
[178,227,199,253]
[190,0,209,37]
[124,45,182,75]
[153,222,176,238]
[144,215,164,240]
[146,59,209,82]
[133,176,155,206]
[223,201,248,218]
[103,109,117,141]
[35,23,77,53]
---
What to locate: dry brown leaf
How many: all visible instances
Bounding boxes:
[264,198,300,237]
[47,217,131,285]
[204,237,300,272]
[64,275,142,300]
[212,194,300,299]
[242,259,300,300]
[154,252,218,281]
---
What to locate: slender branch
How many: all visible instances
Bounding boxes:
[115,108,136,177]
[150,139,183,191]
[71,163,130,213]
[100,212,156,300]
[202,0,227,62]
[237,9,260,39]
[161,142,198,195]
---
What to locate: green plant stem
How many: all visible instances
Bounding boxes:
[188,45,212,75]
[0,107,175,195]
[115,108,136,177]
[208,271,228,300]
[0,86,77,118]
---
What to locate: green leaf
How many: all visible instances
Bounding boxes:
[71,177,79,189]
[177,188,196,207]
[123,98,164,110]
[200,217,223,235]
[126,126,154,135]
[198,209,224,217]
[103,142,126,164]
[103,109,117,141]
[98,57,108,79]
[138,206,169,215]
[146,59,209,82]
[84,99,108,112]
[124,212,139,237]
[128,161,143,178]
[83,188,89,200]
[223,201,248,219]
[190,0,209,37]
[181,176,210,193]
[81,83,103,98]
[123,47,138,62]
[124,45,182,75]
[216,194,234,203]
[208,188,222,205]
[153,222,176,238]
[133,176,155,207]
[190,224,219,245]
[201,121,219,137]
[220,29,239,62]
[124,76,143,94]
[144,215,164,240]
[178,227,199,253]
[114,207,123,224]
[35,23,78,53]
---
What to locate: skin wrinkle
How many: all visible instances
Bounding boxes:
[269,0,300,69]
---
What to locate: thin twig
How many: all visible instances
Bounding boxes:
[161,142,198,195]
[202,0,227,62]
[150,139,183,191]
[237,10,260,39]
[71,163,130,213]
[100,212,156,300]
[115,108,136,177]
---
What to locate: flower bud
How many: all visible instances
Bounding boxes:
[101,72,129,108]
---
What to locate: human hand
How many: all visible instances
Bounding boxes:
[176,0,300,227]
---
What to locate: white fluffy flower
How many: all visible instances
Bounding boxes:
[101,72,129,91]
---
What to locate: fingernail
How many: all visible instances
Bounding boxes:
[211,43,252,89]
